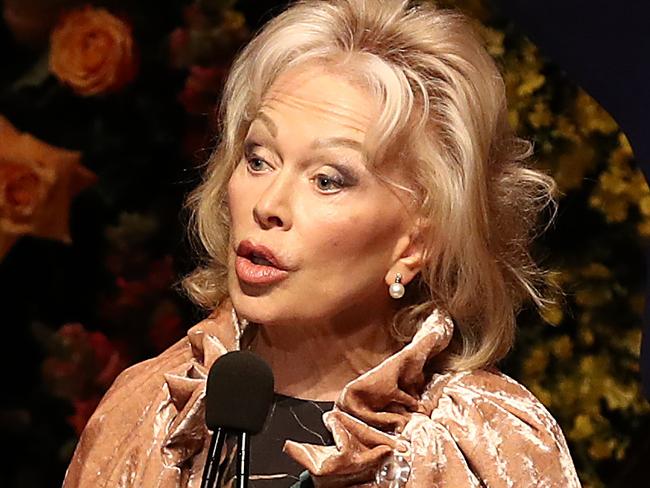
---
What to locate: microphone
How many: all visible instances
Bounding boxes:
[201,350,275,488]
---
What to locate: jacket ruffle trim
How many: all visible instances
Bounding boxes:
[283,308,454,484]
[157,297,455,484]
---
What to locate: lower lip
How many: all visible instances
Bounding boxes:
[235,255,289,285]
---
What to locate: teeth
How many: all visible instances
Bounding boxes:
[250,255,273,266]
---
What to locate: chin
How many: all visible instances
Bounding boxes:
[228,281,286,326]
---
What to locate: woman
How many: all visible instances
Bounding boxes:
[62,0,581,486]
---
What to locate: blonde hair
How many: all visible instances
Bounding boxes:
[181,0,561,371]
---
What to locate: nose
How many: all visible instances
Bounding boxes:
[252,168,293,230]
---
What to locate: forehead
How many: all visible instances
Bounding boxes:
[249,64,415,193]
[255,65,379,138]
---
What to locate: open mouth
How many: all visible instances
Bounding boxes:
[248,254,275,267]
[235,239,288,272]
[234,239,289,285]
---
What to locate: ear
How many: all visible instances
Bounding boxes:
[385,217,428,286]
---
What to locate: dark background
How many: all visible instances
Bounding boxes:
[1,0,648,486]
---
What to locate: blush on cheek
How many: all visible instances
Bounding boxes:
[345,216,393,255]
[227,169,242,200]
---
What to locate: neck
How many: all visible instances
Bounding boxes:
[248,302,402,402]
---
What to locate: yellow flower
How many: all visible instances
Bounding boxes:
[639,195,650,216]
[580,262,611,279]
[637,219,650,238]
[633,392,650,415]
[522,346,549,379]
[588,438,617,460]
[574,90,619,135]
[528,100,553,128]
[551,335,573,360]
[579,355,609,377]
[507,109,519,131]
[617,132,634,158]
[615,441,629,461]
[598,171,626,195]
[553,143,597,192]
[609,143,632,168]
[569,413,595,441]
[589,191,629,223]
[620,329,642,356]
[578,309,593,324]
[602,377,635,410]
[517,70,545,97]
[628,171,650,201]
[578,325,595,347]
[476,24,504,57]
[575,286,613,307]
[556,376,580,407]
[521,41,540,64]
[552,115,582,143]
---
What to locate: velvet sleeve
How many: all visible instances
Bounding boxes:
[405,369,582,487]
[61,337,199,488]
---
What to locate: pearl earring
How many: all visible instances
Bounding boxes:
[389,273,405,299]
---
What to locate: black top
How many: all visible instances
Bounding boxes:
[249,393,335,487]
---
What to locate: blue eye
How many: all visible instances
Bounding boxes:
[246,156,269,172]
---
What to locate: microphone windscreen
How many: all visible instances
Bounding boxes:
[205,350,275,434]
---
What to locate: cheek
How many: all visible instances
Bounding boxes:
[301,204,398,273]
[226,169,250,222]
[294,210,398,310]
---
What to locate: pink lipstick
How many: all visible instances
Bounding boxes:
[235,239,290,285]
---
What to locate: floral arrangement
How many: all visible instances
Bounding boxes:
[0,0,647,486]
[443,1,650,485]
[49,6,139,97]
[0,115,96,259]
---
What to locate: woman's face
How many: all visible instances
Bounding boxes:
[227,64,423,329]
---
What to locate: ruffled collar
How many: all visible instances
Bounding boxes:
[160,297,454,484]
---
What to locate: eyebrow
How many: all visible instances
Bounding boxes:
[253,111,367,158]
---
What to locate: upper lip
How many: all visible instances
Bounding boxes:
[236,239,290,270]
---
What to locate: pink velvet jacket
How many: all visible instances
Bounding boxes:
[62,298,582,487]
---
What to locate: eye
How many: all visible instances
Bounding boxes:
[245,156,270,173]
[314,173,345,193]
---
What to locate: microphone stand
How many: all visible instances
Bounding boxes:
[201,429,251,488]
[236,432,251,488]
[201,428,226,488]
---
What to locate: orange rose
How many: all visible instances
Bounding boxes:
[0,161,54,227]
[49,5,138,96]
[0,115,96,259]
